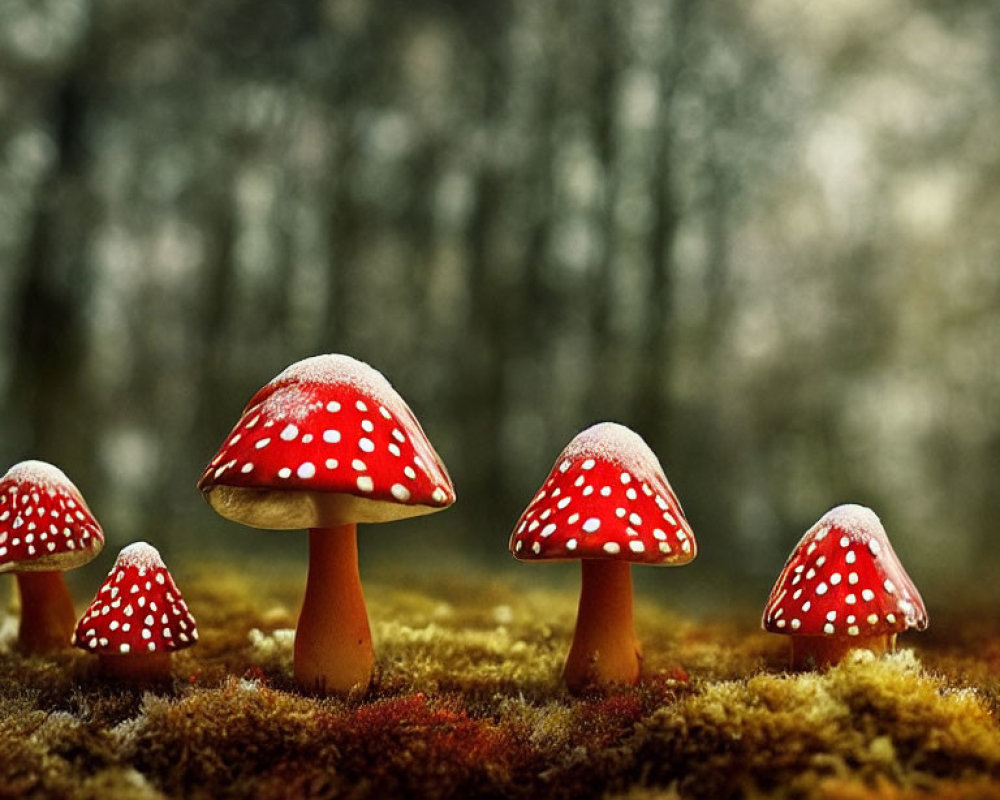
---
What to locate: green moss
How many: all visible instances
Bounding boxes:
[1,564,999,798]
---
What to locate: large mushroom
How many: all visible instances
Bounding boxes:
[762,504,928,669]
[509,422,696,694]
[73,541,197,682]
[198,354,455,695]
[0,460,104,654]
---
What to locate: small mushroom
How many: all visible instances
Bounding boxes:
[0,460,104,654]
[73,542,197,682]
[509,422,696,694]
[197,354,455,695]
[762,503,928,669]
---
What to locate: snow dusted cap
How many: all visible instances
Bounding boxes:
[510,422,696,564]
[0,460,104,573]
[73,542,197,656]
[198,354,455,529]
[762,504,928,638]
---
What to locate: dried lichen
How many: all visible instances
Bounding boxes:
[1,563,999,799]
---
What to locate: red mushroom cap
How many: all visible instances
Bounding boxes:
[73,542,197,656]
[509,422,696,564]
[197,354,455,529]
[0,460,104,573]
[762,504,928,638]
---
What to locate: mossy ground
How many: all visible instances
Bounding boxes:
[2,563,1000,800]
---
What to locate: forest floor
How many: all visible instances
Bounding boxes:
[2,563,1000,800]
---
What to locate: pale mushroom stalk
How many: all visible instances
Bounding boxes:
[564,559,641,692]
[15,571,77,654]
[294,525,374,694]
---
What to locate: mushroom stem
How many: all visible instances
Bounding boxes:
[98,652,173,682]
[564,559,642,694]
[294,525,374,695]
[15,571,77,654]
[790,633,896,670]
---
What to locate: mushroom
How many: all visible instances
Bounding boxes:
[197,354,455,695]
[73,541,197,682]
[509,422,696,694]
[762,503,928,669]
[0,460,104,654]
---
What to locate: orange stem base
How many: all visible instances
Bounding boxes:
[16,571,77,655]
[98,652,173,683]
[294,525,374,696]
[563,559,642,695]
[790,633,896,670]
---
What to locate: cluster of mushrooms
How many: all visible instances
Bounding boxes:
[1,353,927,695]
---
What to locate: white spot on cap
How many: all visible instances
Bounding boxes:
[628,540,645,553]
[323,429,341,443]
[883,579,896,594]
[541,523,556,538]
[862,589,875,602]
[823,623,835,635]
[582,517,601,533]
[559,459,571,473]
[404,465,417,480]
[297,462,316,479]
[280,424,299,441]
[432,488,448,504]
[845,551,856,564]
[255,438,271,449]
[361,420,374,433]
[325,459,338,470]
[620,472,631,484]
[359,438,375,453]
[391,484,411,502]
[869,539,881,556]
[278,468,292,479]
[357,476,374,493]
[352,459,367,472]
[326,401,341,412]
[581,459,596,471]
[531,542,541,555]
[241,463,254,474]
[629,513,642,526]
[379,406,392,419]
[388,443,401,457]
[790,619,801,630]
[355,400,368,412]
[120,643,130,654]
[603,542,621,555]
[600,486,612,497]
[566,538,578,551]
[557,497,571,510]
[815,582,828,596]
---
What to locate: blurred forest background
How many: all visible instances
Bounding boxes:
[0,0,998,612]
